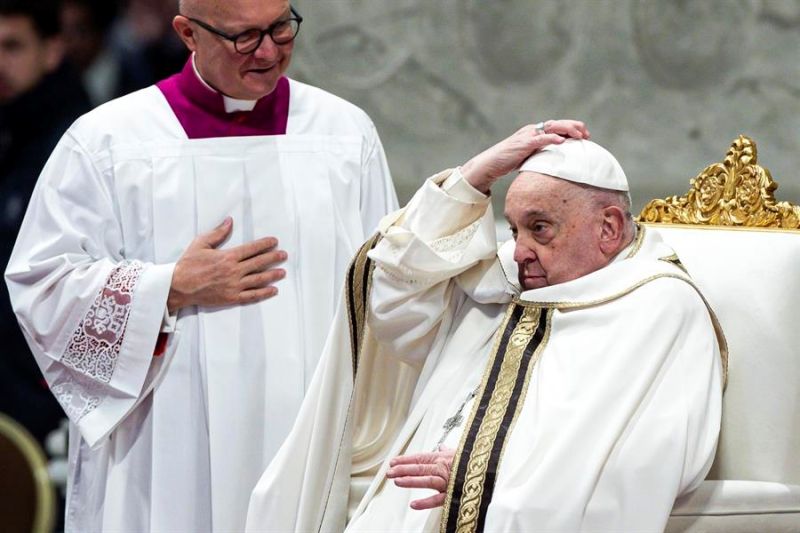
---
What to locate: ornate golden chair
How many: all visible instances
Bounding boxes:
[638,137,800,532]
[0,413,56,533]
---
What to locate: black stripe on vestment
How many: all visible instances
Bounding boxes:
[345,253,359,375]
[445,304,523,531]
[344,233,381,378]
[476,307,549,532]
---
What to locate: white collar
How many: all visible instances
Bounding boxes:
[191,53,258,113]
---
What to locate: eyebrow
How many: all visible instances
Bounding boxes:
[523,208,547,218]
[504,209,548,222]
[226,7,292,33]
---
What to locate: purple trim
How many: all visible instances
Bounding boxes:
[156,59,289,139]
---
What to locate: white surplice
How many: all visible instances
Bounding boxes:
[247,169,724,533]
[5,79,397,532]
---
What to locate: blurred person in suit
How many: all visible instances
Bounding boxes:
[0,0,90,446]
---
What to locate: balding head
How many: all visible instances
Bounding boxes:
[178,0,218,17]
[178,0,214,18]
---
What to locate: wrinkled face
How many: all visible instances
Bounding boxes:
[180,0,294,100]
[0,15,59,104]
[505,172,610,290]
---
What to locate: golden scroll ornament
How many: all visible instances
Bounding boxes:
[639,136,800,229]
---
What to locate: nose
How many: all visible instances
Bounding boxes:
[252,35,280,61]
[513,240,537,265]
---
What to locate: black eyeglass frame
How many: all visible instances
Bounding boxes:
[186,6,303,54]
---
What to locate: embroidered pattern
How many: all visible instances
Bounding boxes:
[429,221,481,262]
[441,305,553,533]
[51,376,103,422]
[345,233,382,377]
[376,263,426,285]
[378,220,483,285]
[61,261,144,384]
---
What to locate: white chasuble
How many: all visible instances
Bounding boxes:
[247,170,724,533]
[6,78,397,533]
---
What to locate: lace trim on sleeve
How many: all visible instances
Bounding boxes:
[51,376,104,422]
[378,220,483,285]
[61,261,145,384]
[428,220,481,262]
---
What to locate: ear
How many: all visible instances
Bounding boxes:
[42,36,65,73]
[172,15,198,52]
[598,205,627,256]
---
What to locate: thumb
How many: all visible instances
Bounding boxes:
[199,217,233,249]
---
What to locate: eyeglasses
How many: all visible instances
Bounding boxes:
[186,6,303,54]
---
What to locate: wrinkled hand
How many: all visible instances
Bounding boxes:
[386,447,456,510]
[461,119,590,194]
[167,217,287,313]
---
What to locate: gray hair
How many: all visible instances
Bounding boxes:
[575,183,636,236]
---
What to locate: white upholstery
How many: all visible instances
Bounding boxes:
[667,481,800,532]
[650,225,800,531]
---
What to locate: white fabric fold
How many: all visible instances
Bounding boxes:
[7,79,398,533]
[248,167,724,533]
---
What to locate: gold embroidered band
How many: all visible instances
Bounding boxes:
[345,232,382,378]
[441,304,553,533]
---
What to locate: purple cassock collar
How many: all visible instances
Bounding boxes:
[156,58,289,139]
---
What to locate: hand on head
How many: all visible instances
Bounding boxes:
[386,447,456,511]
[460,119,590,195]
[167,217,288,313]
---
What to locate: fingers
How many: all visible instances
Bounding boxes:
[389,452,443,467]
[542,119,590,140]
[389,462,449,495]
[240,268,286,290]
[240,248,287,275]
[527,133,566,151]
[199,217,234,248]
[393,475,448,492]
[511,129,565,151]
[410,492,447,511]
[233,236,280,261]
[237,286,279,305]
[387,463,447,479]
[387,450,454,511]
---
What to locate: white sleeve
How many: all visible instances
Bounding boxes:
[4,130,174,447]
[358,122,399,236]
[367,168,498,363]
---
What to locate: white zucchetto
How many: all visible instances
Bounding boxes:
[518,139,629,192]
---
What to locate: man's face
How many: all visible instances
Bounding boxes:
[180,0,294,100]
[504,172,609,290]
[0,15,60,104]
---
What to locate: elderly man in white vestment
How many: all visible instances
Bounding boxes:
[247,121,725,532]
[4,0,397,531]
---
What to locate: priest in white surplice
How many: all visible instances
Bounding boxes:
[4,1,396,531]
[247,122,725,532]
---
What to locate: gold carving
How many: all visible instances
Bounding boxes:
[639,136,800,229]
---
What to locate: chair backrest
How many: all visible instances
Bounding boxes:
[0,413,55,533]
[639,135,800,484]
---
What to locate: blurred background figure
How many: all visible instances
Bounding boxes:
[110,0,186,84]
[61,0,130,105]
[0,0,90,448]
[61,0,186,106]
